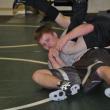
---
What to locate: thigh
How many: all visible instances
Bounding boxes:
[50,67,81,84]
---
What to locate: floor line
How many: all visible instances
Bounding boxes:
[4,98,50,110]
[0,24,64,30]
[0,57,48,65]
[0,57,49,109]
[0,44,38,48]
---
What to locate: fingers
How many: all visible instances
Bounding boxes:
[55,39,63,51]
[48,48,59,59]
[56,37,68,51]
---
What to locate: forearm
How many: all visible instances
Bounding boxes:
[65,23,94,40]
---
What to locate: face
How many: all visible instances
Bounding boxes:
[39,32,58,50]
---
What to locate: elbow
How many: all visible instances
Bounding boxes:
[86,24,94,33]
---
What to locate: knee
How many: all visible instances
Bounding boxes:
[32,69,51,84]
[32,70,42,83]
[96,66,110,85]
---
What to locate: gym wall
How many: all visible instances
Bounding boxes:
[0,0,110,15]
[88,0,110,13]
[0,0,14,15]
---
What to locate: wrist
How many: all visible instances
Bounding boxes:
[66,33,72,41]
[65,35,70,41]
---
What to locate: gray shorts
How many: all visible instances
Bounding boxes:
[49,66,81,85]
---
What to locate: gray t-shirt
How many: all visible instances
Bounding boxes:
[48,29,88,69]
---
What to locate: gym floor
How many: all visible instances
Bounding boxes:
[0,14,110,110]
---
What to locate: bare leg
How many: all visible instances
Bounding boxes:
[32,69,61,89]
[26,0,70,28]
[97,66,110,85]
[55,13,70,28]
[32,67,81,101]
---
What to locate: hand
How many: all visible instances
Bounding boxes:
[48,48,59,60]
[56,36,69,51]
[48,47,66,68]
[48,48,60,69]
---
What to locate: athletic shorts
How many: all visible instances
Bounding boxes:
[74,48,110,69]
[49,66,81,85]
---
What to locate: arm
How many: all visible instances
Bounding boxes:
[65,23,94,40]
[56,23,94,51]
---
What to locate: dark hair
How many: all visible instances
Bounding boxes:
[34,23,54,43]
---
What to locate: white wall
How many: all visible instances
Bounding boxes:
[0,0,110,15]
[52,0,110,13]
[0,0,14,15]
[0,0,14,8]
[88,0,110,13]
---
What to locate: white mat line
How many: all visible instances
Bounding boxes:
[0,24,64,30]
[0,57,48,65]
[0,44,38,48]
[4,98,50,110]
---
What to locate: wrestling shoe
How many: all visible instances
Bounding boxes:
[49,80,80,101]
[82,60,104,93]
[13,0,26,9]
[13,0,25,15]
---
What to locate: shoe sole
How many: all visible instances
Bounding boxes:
[49,84,80,101]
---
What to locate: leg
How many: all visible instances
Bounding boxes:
[26,0,70,28]
[49,67,81,101]
[67,0,88,32]
[97,66,110,85]
[74,48,110,92]
[96,65,110,98]
[32,69,60,89]
[82,61,104,93]
[32,67,81,101]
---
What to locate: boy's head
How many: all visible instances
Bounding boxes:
[34,23,58,50]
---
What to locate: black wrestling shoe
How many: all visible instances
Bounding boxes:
[49,80,80,101]
[82,61,104,93]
